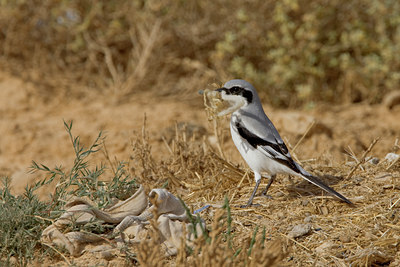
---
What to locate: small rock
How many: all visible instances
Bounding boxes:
[339,235,351,243]
[385,153,400,163]
[304,215,315,223]
[207,135,218,146]
[275,191,284,197]
[366,156,380,165]
[383,90,400,109]
[101,250,115,261]
[288,224,312,238]
[276,211,285,219]
[315,241,336,254]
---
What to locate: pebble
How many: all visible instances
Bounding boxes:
[304,215,315,223]
[339,235,351,243]
[315,241,336,254]
[288,224,311,238]
[382,90,400,109]
[385,153,400,163]
[366,156,380,165]
[276,211,285,219]
[101,250,115,261]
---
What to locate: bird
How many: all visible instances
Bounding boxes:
[214,79,352,207]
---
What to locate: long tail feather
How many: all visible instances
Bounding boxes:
[300,173,352,204]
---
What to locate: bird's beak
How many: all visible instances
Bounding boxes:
[215,87,226,93]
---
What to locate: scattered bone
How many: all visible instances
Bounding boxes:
[41,186,205,257]
[288,224,312,238]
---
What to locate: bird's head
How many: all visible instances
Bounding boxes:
[215,79,258,116]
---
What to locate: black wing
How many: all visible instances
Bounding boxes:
[234,120,301,174]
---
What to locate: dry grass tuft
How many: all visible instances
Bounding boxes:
[126,116,400,266]
[130,118,245,205]
[2,115,400,265]
[175,206,285,266]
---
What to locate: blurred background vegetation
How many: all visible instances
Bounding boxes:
[1,0,399,107]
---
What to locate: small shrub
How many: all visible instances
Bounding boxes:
[1,0,399,106]
[0,177,50,266]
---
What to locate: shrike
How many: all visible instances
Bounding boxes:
[214,79,352,207]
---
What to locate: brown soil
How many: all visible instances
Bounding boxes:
[1,70,400,266]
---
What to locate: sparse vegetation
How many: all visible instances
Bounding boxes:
[1,0,400,266]
[0,122,287,266]
[0,177,50,266]
[1,118,399,265]
[0,122,139,265]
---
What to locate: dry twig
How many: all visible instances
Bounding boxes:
[346,137,380,179]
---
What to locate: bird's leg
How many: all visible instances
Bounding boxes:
[241,172,262,208]
[261,174,276,197]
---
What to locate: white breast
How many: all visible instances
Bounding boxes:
[230,117,298,177]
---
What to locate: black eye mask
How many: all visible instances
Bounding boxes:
[216,86,253,103]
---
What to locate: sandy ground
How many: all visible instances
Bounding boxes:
[2,71,399,194]
[1,70,400,265]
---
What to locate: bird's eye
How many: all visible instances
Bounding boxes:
[230,86,242,94]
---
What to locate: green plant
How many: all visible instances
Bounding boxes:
[2,0,399,106]
[30,121,137,210]
[0,121,138,265]
[0,177,51,266]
